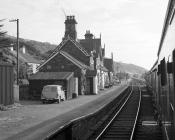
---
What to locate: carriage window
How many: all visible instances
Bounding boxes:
[160,58,167,86]
[167,62,173,74]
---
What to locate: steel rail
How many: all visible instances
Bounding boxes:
[129,86,142,140]
[95,85,134,140]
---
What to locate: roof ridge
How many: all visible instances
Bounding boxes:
[46,38,68,59]
[60,50,89,69]
[37,37,90,70]
[68,37,90,56]
[37,38,69,70]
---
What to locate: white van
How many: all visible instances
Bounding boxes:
[41,85,66,104]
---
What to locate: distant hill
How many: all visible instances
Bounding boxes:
[0,35,58,80]
[0,35,57,66]
[114,61,147,75]
[3,35,57,59]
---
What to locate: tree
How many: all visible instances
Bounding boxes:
[0,19,7,47]
[0,19,9,62]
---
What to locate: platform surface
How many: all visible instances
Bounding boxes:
[0,82,128,140]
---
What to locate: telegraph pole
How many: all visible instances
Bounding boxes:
[9,19,19,85]
[17,19,19,85]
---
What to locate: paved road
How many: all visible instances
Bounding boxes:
[0,83,128,140]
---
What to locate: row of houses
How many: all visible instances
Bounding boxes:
[28,16,114,100]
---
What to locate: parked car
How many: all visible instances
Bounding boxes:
[114,79,121,85]
[41,85,65,104]
[104,82,110,88]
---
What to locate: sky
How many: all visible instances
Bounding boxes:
[0,0,169,70]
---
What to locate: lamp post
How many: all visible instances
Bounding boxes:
[9,19,19,85]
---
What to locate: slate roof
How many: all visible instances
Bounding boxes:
[48,37,89,59]
[79,38,102,58]
[29,72,73,80]
[104,58,114,72]
[38,37,90,70]
[60,51,91,69]
[70,38,90,56]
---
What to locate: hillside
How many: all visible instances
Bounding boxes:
[114,61,147,75]
[0,35,57,70]
[2,35,57,60]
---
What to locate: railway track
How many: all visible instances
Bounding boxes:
[92,85,141,140]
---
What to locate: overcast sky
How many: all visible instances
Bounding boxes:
[0,0,169,69]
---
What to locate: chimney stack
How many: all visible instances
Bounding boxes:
[85,30,93,39]
[64,15,77,40]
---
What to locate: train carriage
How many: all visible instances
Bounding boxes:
[146,0,175,140]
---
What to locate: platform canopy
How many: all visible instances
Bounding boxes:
[29,72,74,80]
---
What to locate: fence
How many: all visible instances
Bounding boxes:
[0,62,14,105]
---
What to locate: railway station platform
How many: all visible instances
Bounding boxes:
[0,82,128,140]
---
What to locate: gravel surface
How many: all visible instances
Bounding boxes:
[0,83,128,140]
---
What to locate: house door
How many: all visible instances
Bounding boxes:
[90,77,93,94]
[86,77,93,94]
[78,77,82,95]
[86,78,90,94]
